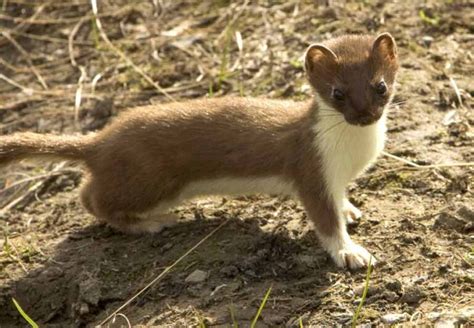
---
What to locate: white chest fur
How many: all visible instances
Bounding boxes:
[313,97,386,212]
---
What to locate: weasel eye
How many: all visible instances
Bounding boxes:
[333,89,345,101]
[376,81,387,95]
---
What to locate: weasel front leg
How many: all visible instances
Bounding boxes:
[299,190,375,269]
[343,197,362,225]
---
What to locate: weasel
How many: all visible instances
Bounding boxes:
[0,33,399,269]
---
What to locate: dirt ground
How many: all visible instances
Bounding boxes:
[0,0,473,327]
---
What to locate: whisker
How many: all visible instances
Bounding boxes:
[319,108,338,113]
[335,124,348,151]
[317,120,345,140]
[318,114,342,118]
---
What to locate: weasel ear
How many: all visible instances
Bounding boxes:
[372,33,397,61]
[305,44,338,73]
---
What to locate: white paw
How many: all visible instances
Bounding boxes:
[343,199,362,225]
[332,242,376,269]
[126,213,180,234]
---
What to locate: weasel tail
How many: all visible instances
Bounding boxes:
[0,132,92,165]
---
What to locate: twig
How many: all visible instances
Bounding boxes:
[381,151,420,167]
[74,66,87,128]
[68,17,88,67]
[0,73,34,95]
[4,28,92,45]
[216,0,250,42]
[98,217,231,326]
[89,0,175,101]
[0,162,68,213]
[111,313,132,328]
[0,168,79,197]
[1,31,48,89]
[0,74,101,99]
[382,151,474,170]
[449,77,463,108]
[0,56,23,73]
[0,3,47,47]
[0,98,42,111]
[369,162,474,179]
[4,241,28,273]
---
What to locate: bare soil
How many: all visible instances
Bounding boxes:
[0,1,473,327]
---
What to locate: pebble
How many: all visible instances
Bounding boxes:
[385,279,403,293]
[162,242,173,251]
[185,269,208,283]
[433,212,466,232]
[400,285,427,305]
[381,313,410,324]
[428,306,474,327]
[434,318,458,328]
[422,35,434,47]
[298,254,324,268]
[78,277,101,306]
[220,265,239,277]
[457,205,474,222]
[78,302,89,315]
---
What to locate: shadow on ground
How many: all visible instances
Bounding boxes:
[1,214,337,327]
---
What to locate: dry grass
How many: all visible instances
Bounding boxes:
[0,0,472,326]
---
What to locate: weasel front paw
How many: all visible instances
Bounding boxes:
[343,199,362,225]
[332,242,376,269]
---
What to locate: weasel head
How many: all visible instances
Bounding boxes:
[305,33,399,126]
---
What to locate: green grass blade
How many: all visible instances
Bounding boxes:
[229,303,238,328]
[351,258,373,328]
[250,286,272,328]
[12,298,39,328]
[198,316,206,328]
[418,9,439,26]
[299,316,304,328]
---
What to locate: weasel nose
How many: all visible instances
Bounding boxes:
[358,116,374,125]
[356,111,382,126]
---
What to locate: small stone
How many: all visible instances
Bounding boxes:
[354,284,382,297]
[457,206,474,222]
[382,291,400,302]
[298,254,320,268]
[381,313,410,324]
[286,312,310,327]
[422,35,434,47]
[79,277,101,306]
[434,317,458,328]
[433,212,466,232]
[185,269,208,283]
[220,265,239,278]
[427,312,442,321]
[331,312,353,323]
[78,302,89,315]
[400,285,427,305]
[385,279,403,293]
[428,306,474,327]
[162,242,173,251]
[464,222,474,233]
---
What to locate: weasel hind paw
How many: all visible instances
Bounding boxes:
[333,243,376,269]
[119,214,180,234]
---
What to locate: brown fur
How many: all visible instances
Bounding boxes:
[0,33,399,268]
[306,33,398,125]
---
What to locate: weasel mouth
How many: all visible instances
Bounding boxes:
[346,115,381,126]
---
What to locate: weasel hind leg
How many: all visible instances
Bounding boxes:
[79,176,180,234]
[107,212,180,234]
